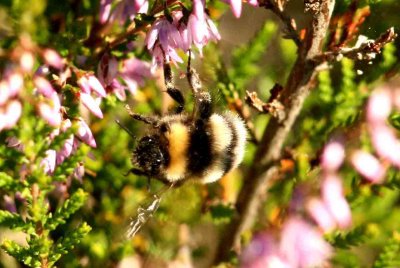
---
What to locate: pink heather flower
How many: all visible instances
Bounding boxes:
[34,76,56,97]
[7,71,24,96]
[145,16,185,66]
[42,49,64,70]
[171,11,190,51]
[99,0,112,24]
[76,119,97,148]
[97,54,128,100]
[78,74,106,97]
[241,233,290,268]
[41,149,57,174]
[224,0,242,18]
[187,0,221,55]
[351,150,386,183]
[56,135,75,165]
[80,92,103,119]
[6,136,24,151]
[3,195,17,213]
[306,198,336,233]
[97,54,119,86]
[321,174,352,229]
[120,58,152,94]
[38,92,62,127]
[367,88,392,124]
[19,51,35,72]
[247,0,259,7]
[370,124,400,167]
[146,17,184,52]
[321,140,345,172]
[73,162,85,181]
[0,100,22,131]
[280,217,332,268]
[108,0,148,25]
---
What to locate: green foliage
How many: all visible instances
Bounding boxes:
[327,226,368,249]
[209,203,235,224]
[373,237,400,268]
[229,21,277,90]
[45,189,88,230]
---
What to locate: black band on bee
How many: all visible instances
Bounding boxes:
[187,119,213,175]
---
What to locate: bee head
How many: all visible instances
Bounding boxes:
[133,135,169,176]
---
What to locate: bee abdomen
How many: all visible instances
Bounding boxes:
[197,112,247,183]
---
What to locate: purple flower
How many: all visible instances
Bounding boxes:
[280,217,332,268]
[107,0,148,25]
[241,233,289,268]
[73,162,85,182]
[0,100,22,131]
[42,49,64,70]
[97,54,128,100]
[306,198,336,233]
[80,93,103,119]
[99,0,112,24]
[351,150,386,183]
[145,16,185,66]
[76,119,97,148]
[321,140,345,172]
[187,0,221,55]
[41,149,57,174]
[6,136,24,151]
[19,51,35,73]
[222,0,242,18]
[34,75,56,97]
[370,124,400,167]
[242,217,332,268]
[120,58,152,94]
[38,92,62,127]
[321,174,352,229]
[78,74,106,97]
[367,88,392,125]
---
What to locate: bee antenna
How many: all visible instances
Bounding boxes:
[115,118,136,140]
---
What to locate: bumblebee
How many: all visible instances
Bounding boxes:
[127,55,247,185]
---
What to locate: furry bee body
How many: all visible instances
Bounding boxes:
[128,55,247,185]
[132,111,247,184]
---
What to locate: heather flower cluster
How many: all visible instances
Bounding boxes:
[241,217,332,268]
[40,118,95,180]
[351,87,400,183]
[97,54,152,100]
[145,0,221,68]
[241,141,353,267]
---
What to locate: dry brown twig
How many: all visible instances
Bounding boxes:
[316,27,398,62]
[260,0,302,46]
[214,0,337,263]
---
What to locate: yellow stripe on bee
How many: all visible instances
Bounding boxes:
[209,114,232,153]
[165,122,189,181]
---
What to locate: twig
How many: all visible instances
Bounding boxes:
[316,27,397,62]
[214,0,336,263]
[260,0,302,47]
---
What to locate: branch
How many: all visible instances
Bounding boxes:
[260,0,302,46]
[316,27,397,62]
[214,0,336,263]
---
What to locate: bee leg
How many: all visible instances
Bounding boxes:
[125,168,147,177]
[125,104,159,126]
[163,61,185,114]
[186,51,212,120]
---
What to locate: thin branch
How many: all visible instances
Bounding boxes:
[214,0,336,263]
[260,0,302,47]
[316,27,397,62]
